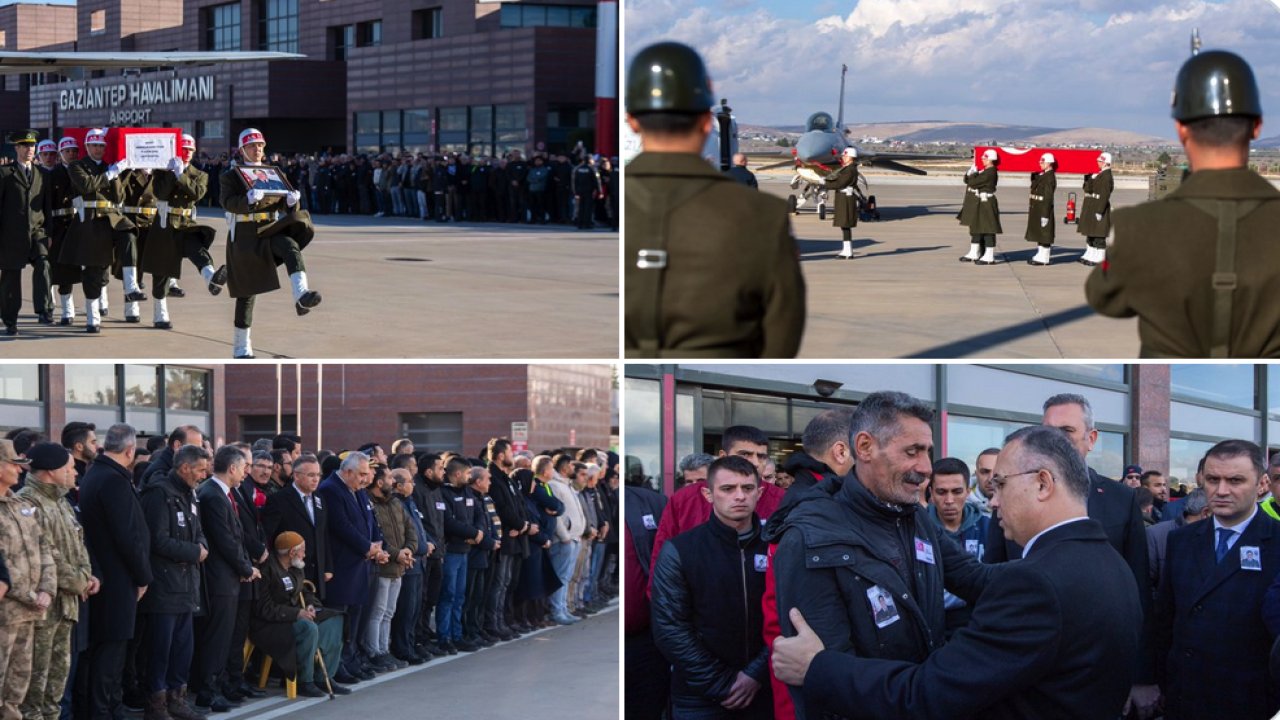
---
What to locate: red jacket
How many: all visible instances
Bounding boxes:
[647,479,784,598]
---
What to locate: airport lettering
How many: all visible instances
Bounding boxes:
[59,76,215,112]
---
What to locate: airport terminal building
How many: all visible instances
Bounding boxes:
[0,0,602,155]
[626,364,1280,495]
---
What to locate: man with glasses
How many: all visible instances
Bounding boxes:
[1123,465,1144,489]
[986,393,1153,718]
[261,456,331,604]
[765,392,998,719]
[772,425,1142,720]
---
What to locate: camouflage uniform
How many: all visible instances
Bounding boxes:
[17,475,92,720]
[0,490,55,720]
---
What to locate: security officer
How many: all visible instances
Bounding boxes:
[1077,152,1114,265]
[961,148,1002,265]
[1085,49,1280,357]
[572,155,601,230]
[65,128,148,334]
[625,41,805,358]
[219,128,320,359]
[46,137,82,326]
[0,130,52,334]
[824,147,860,260]
[144,134,227,330]
[1025,152,1057,266]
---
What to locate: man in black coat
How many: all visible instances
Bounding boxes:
[985,392,1155,715]
[651,456,772,718]
[78,423,153,720]
[192,446,259,712]
[140,425,205,488]
[0,129,52,333]
[138,444,210,720]
[1158,439,1280,720]
[485,439,530,637]
[411,454,447,651]
[261,454,331,602]
[225,445,268,702]
[772,425,1143,720]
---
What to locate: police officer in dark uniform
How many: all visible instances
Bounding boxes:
[0,130,51,334]
[219,128,320,359]
[46,137,83,326]
[824,146,860,260]
[1086,49,1280,357]
[963,148,1002,265]
[1077,152,1114,266]
[65,128,148,334]
[1025,152,1057,266]
[144,134,228,329]
[572,155,601,229]
[624,41,805,358]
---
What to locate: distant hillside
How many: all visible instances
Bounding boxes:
[1257,135,1280,149]
[741,120,1171,147]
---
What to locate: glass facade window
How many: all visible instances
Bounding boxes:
[124,365,158,407]
[1270,366,1280,418]
[624,378,661,493]
[165,368,209,411]
[1169,437,1216,487]
[469,105,493,157]
[399,412,463,454]
[90,9,106,35]
[495,104,527,154]
[1022,364,1126,384]
[381,110,402,153]
[330,24,354,61]
[206,3,241,51]
[354,111,380,154]
[259,0,299,53]
[1171,364,1255,409]
[0,366,40,402]
[200,120,225,141]
[404,109,432,151]
[357,20,382,47]
[500,4,596,29]
[946,415,1126,480]
[65,365,117,406]
[439,106,468,152]
[412,8,443,40]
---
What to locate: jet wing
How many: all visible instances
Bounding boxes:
[856,149,964,176]
[0,51,305,74]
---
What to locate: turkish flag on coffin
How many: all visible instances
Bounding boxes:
[63,127,182,166]
[973,146,1106,175]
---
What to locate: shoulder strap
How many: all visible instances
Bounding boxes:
[1177,198,1268,357]
[627,177,718,353]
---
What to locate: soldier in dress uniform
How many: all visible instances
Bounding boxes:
[1085,49,1280,358]
[64,128,148,334]
[1077,152,1114,266]
[624,41,805,358]
[118,165,159,324]
[35,140,58,173]
[47,137,84,326]
[143,134,227,330]
[1025,152,1057,266]
[961,148,1002,265]
[824,146,860,260]
[219,128,320,359]
[0,130,52,334]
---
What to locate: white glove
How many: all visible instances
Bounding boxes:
[285,190,300,207]
[167,157,184,174]
[967,165,978,176]
[247,188,266,205]
[1040,217,1048,228]
[105,159,127,180]
[841,187,855,196]
[1096,213,1102,221]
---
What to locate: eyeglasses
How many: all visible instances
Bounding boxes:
[990,469,1046,488]
[1124,474,1141,479]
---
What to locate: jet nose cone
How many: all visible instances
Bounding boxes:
[796,132,835,164]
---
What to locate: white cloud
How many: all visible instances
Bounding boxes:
[624,0,1280,137]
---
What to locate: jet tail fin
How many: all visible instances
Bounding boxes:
[836,64,848,130]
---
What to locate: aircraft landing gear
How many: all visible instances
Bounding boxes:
[818,203,827,220]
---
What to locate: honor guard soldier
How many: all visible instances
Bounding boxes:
[1077,152,1114,266]
[219,128,320,359]
[1085,49,1280,357]
[35,140,58,173]
[1025,152,1057,266]
[47,137,83,325]
[118,160,160,324]
[960,148,1002,265]
[0,130,52,334]
[143,134,227,330]
[825,147,860,260]
[624,41,805,358]
[65,128,148,334]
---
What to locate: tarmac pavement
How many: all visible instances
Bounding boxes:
[214,603,618,720]
[759,171,1149,358]
[3,214,618,359]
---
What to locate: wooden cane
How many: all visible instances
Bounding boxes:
[297,584,335,700]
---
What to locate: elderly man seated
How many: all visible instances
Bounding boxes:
[251,531,349,697]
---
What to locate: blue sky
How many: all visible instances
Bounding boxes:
[625,0,1277,138]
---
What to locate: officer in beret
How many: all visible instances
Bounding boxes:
[219,128,320,359]
[1085,49,1280,357]
[625,41,805,358]
[0,130,52,334]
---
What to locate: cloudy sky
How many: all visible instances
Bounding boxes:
[625,0,1280,138]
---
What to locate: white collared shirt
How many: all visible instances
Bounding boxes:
[296,484,314,523]
[1212,505,1258,553]
[208,475,232,498]
[1021,516,1090,559]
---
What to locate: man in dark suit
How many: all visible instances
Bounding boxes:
[261,454,331,603]
[192,445,260,712]
[78,423,153,720]
[773,425,1142,720]
[1157,439,1280,720]
[986,392,1155,716]
[316,451,386,683]
[225,444,268,702]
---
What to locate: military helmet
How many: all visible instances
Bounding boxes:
[1171,50,1262,121]
[626,41,715,114]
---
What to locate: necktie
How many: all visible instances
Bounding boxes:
[1216,527,1234,564]
[305,495,314,524]
[227,489,239,516]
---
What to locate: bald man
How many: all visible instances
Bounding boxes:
[726,153,758,190]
